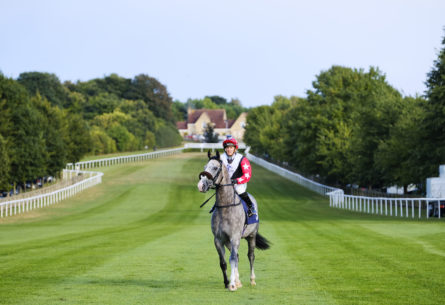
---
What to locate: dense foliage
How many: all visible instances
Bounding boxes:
[245,60,442,192]
[0,72,182,193]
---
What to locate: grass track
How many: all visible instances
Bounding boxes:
[1,152,444,304]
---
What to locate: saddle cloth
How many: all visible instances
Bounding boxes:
[239,195,259,225]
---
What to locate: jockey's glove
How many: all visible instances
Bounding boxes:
[231,179,238,184]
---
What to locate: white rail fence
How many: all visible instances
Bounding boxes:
[184,142,247,152]
[0,170,103,218]
[247,153,442,220]
[66,148,184,170]
[1,148,185,218]
[3,143,442,220]
[247,153,338,196]
[328,191,443,219]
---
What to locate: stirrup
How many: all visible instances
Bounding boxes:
[247,208,257,217]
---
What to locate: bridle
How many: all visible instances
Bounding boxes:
[199,158,241,211]
[198,158,224,189]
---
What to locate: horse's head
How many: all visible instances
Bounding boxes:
[197,150,223,193]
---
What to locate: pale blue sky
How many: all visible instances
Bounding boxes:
[1,0,444,107]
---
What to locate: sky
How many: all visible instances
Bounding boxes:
[1,0,444,108]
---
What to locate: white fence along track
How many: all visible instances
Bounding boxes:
[2,143,442,220]
[0,170,103,218]
[0,148,184,218]
[66,148,184,170]
[184,142,247,152]
[246,153,337,196]
[247,152,442,220]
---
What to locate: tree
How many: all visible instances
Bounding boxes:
[172,100,187,122]
[31,94,67,177]
[155,122,182,148]
[144,131,156,149]
[375,96,426,189]
[117,100,157,141]
[0,134,10,190]
[125,74,174,122]
[421,29,445,180]
[258,96,299,162]
[81,93,120,120]
[204,124,219,143]
[0,74,47,188]
[17,72,68,108]
[284,66,404,186]
[183,97,247,120]
[282,98,322,176]
[206,95,227,105]
[244,106,275,157]
[347,68,404,188]
[65,113,92,164]
[108,124,138,151]
[90,126,117,155]
[186,97,218,110]
[95,73,132,97]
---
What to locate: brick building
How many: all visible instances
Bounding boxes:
[176,108,247,141]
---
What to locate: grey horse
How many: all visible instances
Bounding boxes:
[197,150,270,291]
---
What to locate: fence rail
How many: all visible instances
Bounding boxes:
[184,142,247,152]
[328,190,443,219]
[247,153,442,220]
[66,148,184,170]
[3,144,442,220]
[0,170,103,218]
[247,153,337,196]
[1,148,185,218]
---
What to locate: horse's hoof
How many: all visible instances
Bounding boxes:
[236,281,243,288]
[250,280,256,286]
[228,284,237,291]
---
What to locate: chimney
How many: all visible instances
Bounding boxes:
[187,107,194,122]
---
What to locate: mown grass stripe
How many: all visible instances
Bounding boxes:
[0,152,444,305]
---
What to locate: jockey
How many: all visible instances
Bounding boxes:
[220,135,256,217]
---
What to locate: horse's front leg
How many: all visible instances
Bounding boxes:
[214,238,229,288]
[235,253,242,288]
[228,237,241,291]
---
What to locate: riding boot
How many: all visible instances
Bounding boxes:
[239,192,256,217]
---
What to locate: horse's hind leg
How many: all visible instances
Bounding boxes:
[247,235,256,286]
[214,238,229,288]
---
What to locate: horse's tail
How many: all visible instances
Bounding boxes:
[255,233,271,250]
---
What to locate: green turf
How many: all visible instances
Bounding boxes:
[1,153,444,305]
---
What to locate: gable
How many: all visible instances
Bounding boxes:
[188,109,227,128]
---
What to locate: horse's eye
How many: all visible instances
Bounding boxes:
[213,167,218,171]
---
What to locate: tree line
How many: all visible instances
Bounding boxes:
[0,72,182,192]
[244,31,445,194]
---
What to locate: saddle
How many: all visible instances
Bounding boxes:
[208,194,259,225]
[239,194,259,225]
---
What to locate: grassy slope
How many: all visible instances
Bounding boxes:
[0,153,444,305]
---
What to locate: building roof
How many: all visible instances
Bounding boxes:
[188,109,227,128]
[227,119,236,128]
[176,121,187,129]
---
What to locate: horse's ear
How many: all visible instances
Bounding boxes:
[216,150,220,160]
[208,150,211,159]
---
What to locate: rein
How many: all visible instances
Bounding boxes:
[199,183,238,209]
